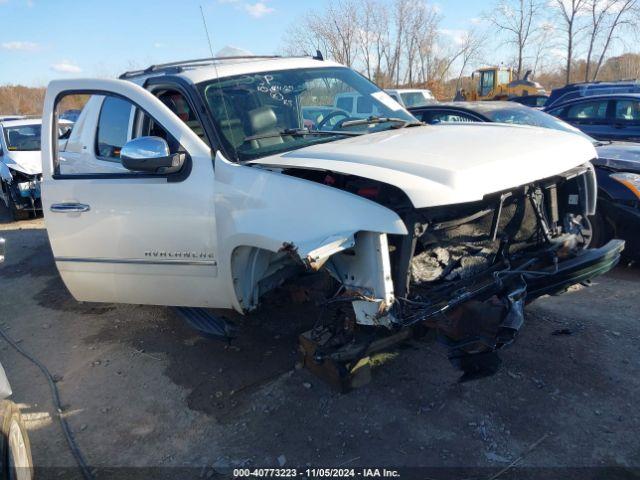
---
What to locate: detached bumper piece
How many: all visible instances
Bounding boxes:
[415,240,624,380]
[300,240,624,391]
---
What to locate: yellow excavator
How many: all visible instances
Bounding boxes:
[457,66,547,101]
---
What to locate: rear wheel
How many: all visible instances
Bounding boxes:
[0,400,33,480]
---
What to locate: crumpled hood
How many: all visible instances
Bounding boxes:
[595,142,640,174]
[250,123,597,208]
[2,151,42,176]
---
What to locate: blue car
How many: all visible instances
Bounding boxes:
[544,94,640,142]
[546,80,640,109]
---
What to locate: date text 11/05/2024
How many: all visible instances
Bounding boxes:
[233,468,401,478]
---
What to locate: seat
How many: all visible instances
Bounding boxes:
[248,106,283,149]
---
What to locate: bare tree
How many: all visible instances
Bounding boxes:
[553,0,588,84]
[488,0,543,78]
[454,29,488,90]
[281,0,360,67]
[530,22,557,76]
[589,0,638,80]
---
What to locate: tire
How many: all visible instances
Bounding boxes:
[5,191,28,222]
[587,211,608,248]
[0,400,33,480]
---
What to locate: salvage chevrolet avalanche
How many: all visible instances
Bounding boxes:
[41,56,624,383]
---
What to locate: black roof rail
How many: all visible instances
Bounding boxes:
[564,79,640,88]
[118,55,284,79]
[118,53,327,79]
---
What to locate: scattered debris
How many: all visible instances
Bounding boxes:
[552,328,573,336]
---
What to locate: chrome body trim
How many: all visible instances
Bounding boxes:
[54,256,217,267]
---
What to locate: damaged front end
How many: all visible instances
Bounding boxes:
[288,163,624,389]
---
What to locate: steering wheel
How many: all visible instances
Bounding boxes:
[317,110,351,130]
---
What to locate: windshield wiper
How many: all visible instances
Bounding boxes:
[339,116,423,128]
[243,128,363,143]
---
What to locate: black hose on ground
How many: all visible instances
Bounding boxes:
[0,326,95,480]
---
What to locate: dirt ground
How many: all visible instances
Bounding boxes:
[0,206,639,480]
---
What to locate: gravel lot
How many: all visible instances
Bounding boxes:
[0,207,639,480]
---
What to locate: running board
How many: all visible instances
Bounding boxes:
[174,307,237,340]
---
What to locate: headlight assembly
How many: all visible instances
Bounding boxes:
[610,172,640,200]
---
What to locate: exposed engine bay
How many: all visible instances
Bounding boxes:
[254,162,622,390]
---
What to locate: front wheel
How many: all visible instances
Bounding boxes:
[0,400,33,480]
[586,212,608,248]
[3,186,29,222]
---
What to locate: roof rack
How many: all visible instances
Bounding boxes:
[118,53,326,79]
[564,79,640,87]
[118,55,284,79]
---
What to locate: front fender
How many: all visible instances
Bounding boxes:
[213,153,408,312]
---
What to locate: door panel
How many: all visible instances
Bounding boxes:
[42,79,229,308]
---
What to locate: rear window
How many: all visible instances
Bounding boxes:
[356,95,374,114]
[336,96,353,112]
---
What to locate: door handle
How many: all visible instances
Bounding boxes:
[613,123,625,129]
[50,203,91,213]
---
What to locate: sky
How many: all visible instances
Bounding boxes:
[0,0,487,86]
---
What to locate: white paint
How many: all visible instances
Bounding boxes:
[251,123,597,208]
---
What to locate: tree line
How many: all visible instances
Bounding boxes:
[2,0,640,115]
[282,0,640,96]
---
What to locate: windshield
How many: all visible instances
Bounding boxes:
[199,67,416,161]
[3,124,42,151]
[480,106,596,142]
[400,91,433,108]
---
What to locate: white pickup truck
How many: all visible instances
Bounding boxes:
[40,55,623,376]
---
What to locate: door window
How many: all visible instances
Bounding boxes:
[614,100,640,121]
[96,96,133,160]
[55,92,181,176]
[565,100,608,120]
[156,90,209,144]
[480,71,495,97]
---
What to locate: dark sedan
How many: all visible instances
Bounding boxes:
[544,94,640,142]
[410,102,640,260]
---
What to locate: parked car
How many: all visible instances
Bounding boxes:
[40,56,622,376]
[546,80,640,109]
[544,94,640,142]
[409,101,640,260]
[385,88,436,108]
[0,115,25,122]
[508,94,548,108]
[0,118,72,220]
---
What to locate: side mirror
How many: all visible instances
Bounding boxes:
[120,136,184,174]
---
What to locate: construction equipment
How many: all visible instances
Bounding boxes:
[458,67,546,101]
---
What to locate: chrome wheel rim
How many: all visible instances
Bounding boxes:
[8,418,30,480]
